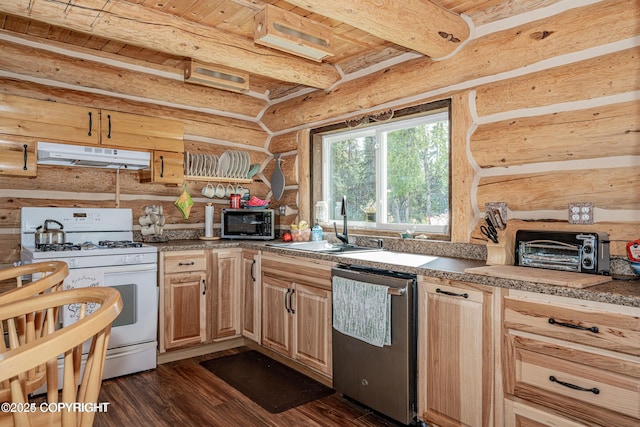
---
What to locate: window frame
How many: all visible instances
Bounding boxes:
[310,99,452,239]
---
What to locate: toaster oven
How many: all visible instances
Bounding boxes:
[515,230,610,275]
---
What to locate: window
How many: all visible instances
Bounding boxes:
[313,101,450,236]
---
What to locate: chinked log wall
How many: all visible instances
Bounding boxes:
[263,0,639,257]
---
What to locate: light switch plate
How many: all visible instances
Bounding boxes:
[568,202,594,224]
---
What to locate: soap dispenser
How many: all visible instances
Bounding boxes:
[311,221,323,241]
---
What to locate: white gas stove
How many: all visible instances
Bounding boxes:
[20,207,159,381]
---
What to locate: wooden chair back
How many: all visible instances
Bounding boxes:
[0,261,69,304]
[0,287,122,427]
[0,261,69,402]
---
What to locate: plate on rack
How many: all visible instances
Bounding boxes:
[247,163,260,178]
[218,151,230,177]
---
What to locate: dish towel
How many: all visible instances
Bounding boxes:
[332,276,391,347]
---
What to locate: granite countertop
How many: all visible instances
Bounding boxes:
[151,239,640,308]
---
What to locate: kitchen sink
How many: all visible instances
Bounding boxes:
[266,240,382,254]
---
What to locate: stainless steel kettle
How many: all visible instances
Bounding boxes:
[34,219,66,245]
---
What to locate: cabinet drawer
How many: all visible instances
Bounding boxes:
[504,296,640,356]
[164,252,206,273]
[515,348,640,421]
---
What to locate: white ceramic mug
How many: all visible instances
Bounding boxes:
[141,224,155,236]
[235,184,244,195]
[215,183,226,198]
[202,183,215,198]
[226,183,235,198]
[139,215,153,226]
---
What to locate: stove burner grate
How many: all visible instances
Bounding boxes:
[98,240,143,249]
[37,243,81,252]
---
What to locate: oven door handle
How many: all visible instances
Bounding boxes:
[68,263,158,274]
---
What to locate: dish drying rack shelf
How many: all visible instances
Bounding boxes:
[183,176,253,184]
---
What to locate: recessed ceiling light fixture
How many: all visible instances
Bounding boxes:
[184,60,250,93]
[254,5,334,62]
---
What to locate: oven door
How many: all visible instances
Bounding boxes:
[62,263,158,350]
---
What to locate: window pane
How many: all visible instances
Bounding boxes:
[327,134,376,222]
[385,120,449,227]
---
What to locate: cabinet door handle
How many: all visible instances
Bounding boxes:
[549,376,599,394]
[548,318,599,333]
[250,260,256,281]
[178,261,195,266]
[436,288,468,298]
[289,289,295,314]
[88,111,92,136]
[23,144,28,171]
[107,114,112,138]
[160,155,165,178]
[284,289,291,313]
[202,278,206,295]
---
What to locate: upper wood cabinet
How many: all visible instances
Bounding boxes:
[100,110,184,153]
[418,278,497,427]
[0,94,184,153]
[140,151,184,185]
[0,136,37,177]
[0,93,99,145]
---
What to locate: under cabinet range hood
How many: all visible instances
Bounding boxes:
[38,142,150,170]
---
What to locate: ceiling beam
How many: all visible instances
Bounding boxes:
[284,0,470,58]
[0,0,341,89]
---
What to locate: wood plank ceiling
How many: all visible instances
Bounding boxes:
[0,0,562,101]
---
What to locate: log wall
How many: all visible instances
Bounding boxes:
[0,0,638,264]
[261,0,639,257]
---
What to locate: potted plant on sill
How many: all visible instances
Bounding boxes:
[362,202,376,222]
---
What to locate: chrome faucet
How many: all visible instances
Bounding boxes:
[334,195,349,245]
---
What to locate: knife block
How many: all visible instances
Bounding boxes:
[486,227,515,265]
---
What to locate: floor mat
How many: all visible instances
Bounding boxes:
[200,350,334,414]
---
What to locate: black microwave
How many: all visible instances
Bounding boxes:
[220,209,275,240]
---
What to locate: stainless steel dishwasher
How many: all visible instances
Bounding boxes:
[332,264,418,425]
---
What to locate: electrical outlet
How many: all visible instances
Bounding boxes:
[568,202,594,224]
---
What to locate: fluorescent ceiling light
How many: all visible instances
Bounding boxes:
[184,60,250,93]
[254,5,333,62]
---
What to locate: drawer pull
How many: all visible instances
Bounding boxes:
[178,261,195,266]
[548,318,599,333]
[549,376,600,395]
[436,288,468,298]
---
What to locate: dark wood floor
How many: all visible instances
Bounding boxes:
[93,347,404,427]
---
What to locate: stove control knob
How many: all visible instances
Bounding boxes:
[122,255,131,264]
[68,258,79,268]
[134,255,144,263]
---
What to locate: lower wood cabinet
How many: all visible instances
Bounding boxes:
[160,248,241,353]
[260,254,333,376]
[207,248,242,341]
[241,250,261,343]
[504,399,586,427]
[503,290,640,427]
[418,277,497,427]
[161,250,207,351]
